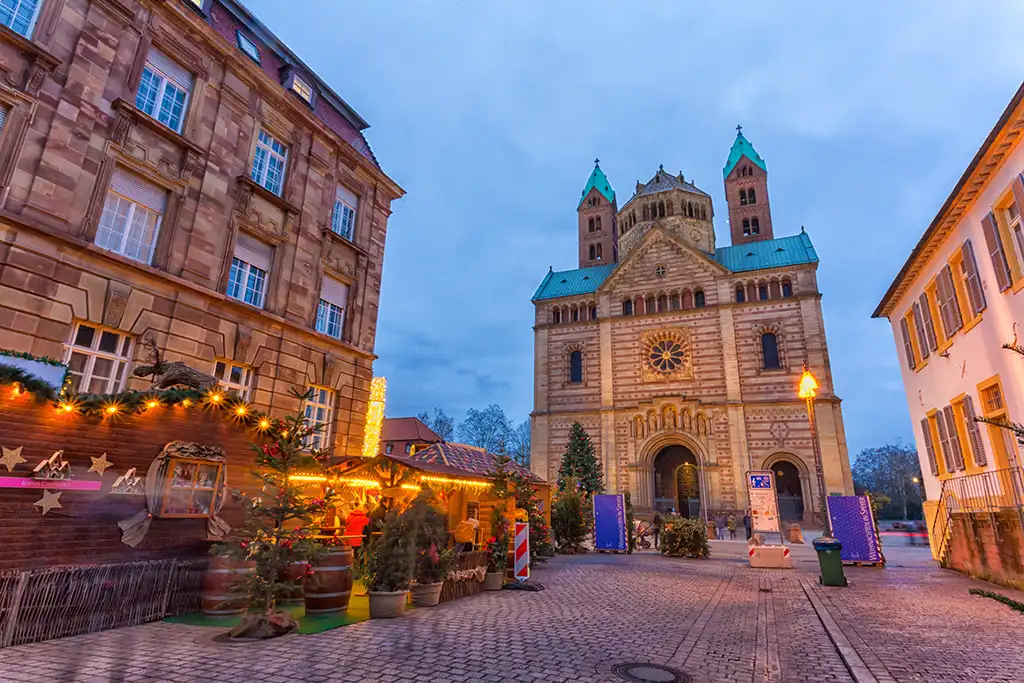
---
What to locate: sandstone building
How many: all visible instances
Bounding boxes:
[530,132,853,522]
[0,0,402,456]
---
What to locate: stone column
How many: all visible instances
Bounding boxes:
[530,322,550,482]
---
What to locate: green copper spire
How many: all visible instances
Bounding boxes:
[578,158,616,209]
[723,125,767,179]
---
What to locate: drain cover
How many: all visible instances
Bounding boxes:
[611,663,690,683]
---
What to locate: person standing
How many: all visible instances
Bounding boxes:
[652,512,663,550]
[716,512,727,540]
[727,513,737,540]
[743,508,752,540]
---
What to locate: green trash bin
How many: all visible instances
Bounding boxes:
[812,536,847,587]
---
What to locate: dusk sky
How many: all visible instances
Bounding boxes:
[247,1,1024,458]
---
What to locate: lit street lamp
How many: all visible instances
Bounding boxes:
[799,365,831,536]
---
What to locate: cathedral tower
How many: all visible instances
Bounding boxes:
[578,160,618,267]
[723,126,773,245]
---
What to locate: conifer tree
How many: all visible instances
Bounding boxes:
[557,422,604,496]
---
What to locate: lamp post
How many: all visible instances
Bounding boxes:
[799,365,830,537]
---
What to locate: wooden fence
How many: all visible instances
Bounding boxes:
[440,550,487,603]
[0,558,207,648]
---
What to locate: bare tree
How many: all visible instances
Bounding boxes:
[457,404,512,454]
[852,441,922,520]
[417,407,454,441]
[509,419,531,466]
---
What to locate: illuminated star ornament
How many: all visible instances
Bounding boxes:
[34,490,62,515]
[1,445,26,472]
[89,453,113,476]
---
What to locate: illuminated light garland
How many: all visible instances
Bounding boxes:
[208,392,223,404]
[400,483,422,491]
[258,418,271,430]
[181,399,192,407]
[419,474,490,489]
[360,377,386,459]
[235,405,248,417]
[104,404,120,415]
[146,400,159,409]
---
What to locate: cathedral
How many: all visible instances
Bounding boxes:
[529,130,854,523]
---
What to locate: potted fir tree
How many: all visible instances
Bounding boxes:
[409,490,457,607]
[362,507,416,618]
[483,506,509,590]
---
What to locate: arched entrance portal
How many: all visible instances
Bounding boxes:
[772,460,804,521]
[653,445,702,518]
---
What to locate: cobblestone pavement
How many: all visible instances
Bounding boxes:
[1,549,1023,683]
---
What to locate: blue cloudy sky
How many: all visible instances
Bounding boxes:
[247,0,1024,457]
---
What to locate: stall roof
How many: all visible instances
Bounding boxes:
[386,442,543,483]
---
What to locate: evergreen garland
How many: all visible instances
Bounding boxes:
[0,365,58,402]
[557,422,604,496]
[969,588,1024,614]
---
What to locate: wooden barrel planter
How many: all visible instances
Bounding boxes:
[303,547,353,615]
[278,561,308,605]
[202,556,254,616]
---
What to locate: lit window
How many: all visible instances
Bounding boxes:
[251,130,287,195]
[316,276,349,340]
[0,0,41,38]
[303,386,334,452]
[95,169,166,264]
[331,186,358,240]
[227,232,272,308]
[236,30,260,63]
[291,74,314,104]
[63,322,132,395]
[214,360,253,400]
[135,49,193,133]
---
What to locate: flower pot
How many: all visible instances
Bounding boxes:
[368,590,409,618]
[483,572,504,591]
[410,581,444,607]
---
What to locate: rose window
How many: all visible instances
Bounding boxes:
[647,338,685,374]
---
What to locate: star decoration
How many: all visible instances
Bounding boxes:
[1,446,26,472]
[89,453,113,476]
[33,490,62,515]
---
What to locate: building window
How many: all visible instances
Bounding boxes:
[739,189,747,205]
[937,405,967,472]
[742,219,750,236]
[781,280,793,298]
[956,240,986,319]
[236,30,261,63]
[316,276,349,340]
[645,296,656,314]
[1008,202,1024,274]
[669,294,680,311]
[251,129,287,196]
[761,333,781,370]
[568,350,583,384]
[304,386,334,452]
[135,49,193,134]
[736,288,745,303]
[214,360,253,399]
[748,188,756,204]
[657,295,667,312]
[0,0,41,37]
[385,442,393,454]
[655,265,667,278]
[911,302,930,363]
[622,299,633,316]
[982,211,1013,292]
[0,105,7,134]
[980,379,1018,469]
[552,308,561,324]
[758,284,768,301]
[701,205,707,220]
[917,292,938,353]
[572,308,580,322]
[920,417,939,476]
[958,395,987,468]
[596,244,603,260]
[588,218,595,232]
[899,316,917,370]
[404,443,412,454]
[751,217,760,235]
[63,322,132,394]
[935,265,963,340]
[588,244,596,260]
[694,289,705,307]
[332,186,358,241]
[596,217,602,231]
[227,232,272,308]
[589,306,597,320]
[95,169,166,264]
[290,74,314,104]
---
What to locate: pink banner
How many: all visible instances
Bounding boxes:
[0,477,102,491]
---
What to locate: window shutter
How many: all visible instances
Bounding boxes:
[147,49,193,91]
[320,276,349,309]
[943,405,966,471]
[920,417,939,476]
[1011,174,1024,238]
[911,302,929,360]
[961,395,987,467]
[937,266,962,337]
[234,232,272,271]
[981,212,1012,292]
[935,410,955,473]
[110,168,167,212]
[918,292,938,352]
[961,239,987,316]
[899,317,916,369]
[336,185,358,208]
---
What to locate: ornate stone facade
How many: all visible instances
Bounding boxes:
[0,0,403,458]
[531,138,853,521]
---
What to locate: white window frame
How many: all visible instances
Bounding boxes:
[63,322,133,395]
[303,386,334,452]
[236,30,260,63]
[214,359,253,400]
[0,0,42,38]
[291,75,313,104]
[1007,203,1024,271]
[226,256,267,309]
[251,129,287,196]
[135,51,192,134]
[331,194,357,241]
[95,174,166,265]
[316,299,344,339]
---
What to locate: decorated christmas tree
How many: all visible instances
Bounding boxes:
[490,455,553,563]
[214,388,338,639]
[557,422,604,496]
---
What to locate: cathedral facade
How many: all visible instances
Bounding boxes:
[530,131,854,522]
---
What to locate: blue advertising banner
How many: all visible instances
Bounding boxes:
[826,495,885,565]
[593,494,627,551]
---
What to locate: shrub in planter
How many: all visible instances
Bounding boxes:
[360,507,416,618]
[659,516,711,559]
[484,506,509,590]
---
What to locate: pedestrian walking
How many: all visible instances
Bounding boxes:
[652,512,663,549]
[716,512,727,540]
[743,508,752,540]
[727,513,737,540]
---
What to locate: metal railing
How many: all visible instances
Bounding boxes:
[934,467,1024,563]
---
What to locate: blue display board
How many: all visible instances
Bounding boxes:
[593,494,627,551]
[826,495,885,565]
